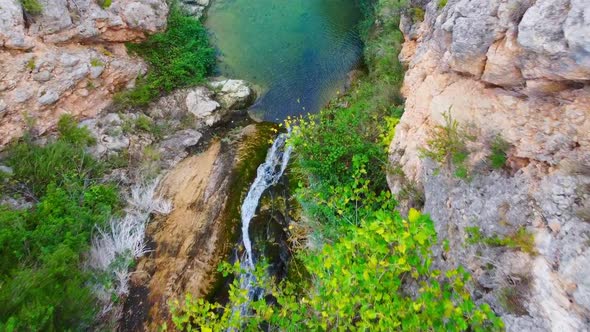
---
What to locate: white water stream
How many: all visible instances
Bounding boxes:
[233,132,292,318]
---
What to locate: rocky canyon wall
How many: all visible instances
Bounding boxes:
[388,0,590,330]
[0,0,168,146]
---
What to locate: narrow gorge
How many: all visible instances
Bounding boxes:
[0,0,589,331]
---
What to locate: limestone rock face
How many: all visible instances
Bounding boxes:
[389,0,590,330]
[0,0,169,147]
[121,124,266,331]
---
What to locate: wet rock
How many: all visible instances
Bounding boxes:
[126,124,272,330]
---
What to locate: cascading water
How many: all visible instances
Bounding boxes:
[232,132,292,319]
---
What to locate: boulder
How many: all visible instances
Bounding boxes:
[209,79,255,110]
[37,90,60,105]
[158,129,203,167]
[179,0,210,18]
[0,0,33,50]
[185,87,221,126]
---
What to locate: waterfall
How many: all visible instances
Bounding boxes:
[232,132,292,319]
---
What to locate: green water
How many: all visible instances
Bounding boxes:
[205,0,363,121]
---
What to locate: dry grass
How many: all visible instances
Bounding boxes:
[88,178,172,315]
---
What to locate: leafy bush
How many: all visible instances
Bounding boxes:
[438,0,448,9]
[5,116,101,198]
[420,111,472,179]
[465,227,536,254]
[26,58,36,71]
[90,58,105,67]
[411,7,425,22]
[98,0,112,9]
[170,210,503,331]
[115,5,215,108]
[489,136,509,169]
[286,80,401,235]
[0,115,120,330]
[57,114,97,146]
[20,0,43,15]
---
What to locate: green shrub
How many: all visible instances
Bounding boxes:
[25,58,36,71]
[411,7,425,22]
[131,114,167,140]
[20,0,43,15]
[438,0,448,9]
[90,58,104,67]
[466,227,536,254]
[57,114,96,146]
[5,116,101,198]
[116,5,215,108]
[0,115,120,330]
[135,114,153,132]
[286,79,402,235]
[98,0,112,9]
[420,111,473,179]
[170,210,503,331]
[489,135,509,169]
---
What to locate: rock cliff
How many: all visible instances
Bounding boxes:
[388,0,590,330]
[0,0,168,146]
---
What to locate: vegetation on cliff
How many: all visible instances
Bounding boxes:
[115,5,215,108]
[169,0,503,330]
[0,116,120,331]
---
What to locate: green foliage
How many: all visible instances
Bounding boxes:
[171,210,503,331]
[465,227,536,254]
[98,0,112,9]
[20,0,43,15]
[438,0,448,9]
[5,117,100,198]
[135,114,167,139]
[489,136,509,169]
[57,114,96,146]
[135,114,154,132]
[90,58,105,67]
[104,149,130,169]
[0,115,119,330]
[115,5,215,108]
[411,7,425,22]
[420,111,472,179]
[286,80,401,236]
[363,11,406,107]
[168,1,503,330]
[25,58,36,71]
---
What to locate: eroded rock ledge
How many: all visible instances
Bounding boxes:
[0,0,169,146]
[388,0,590,330]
